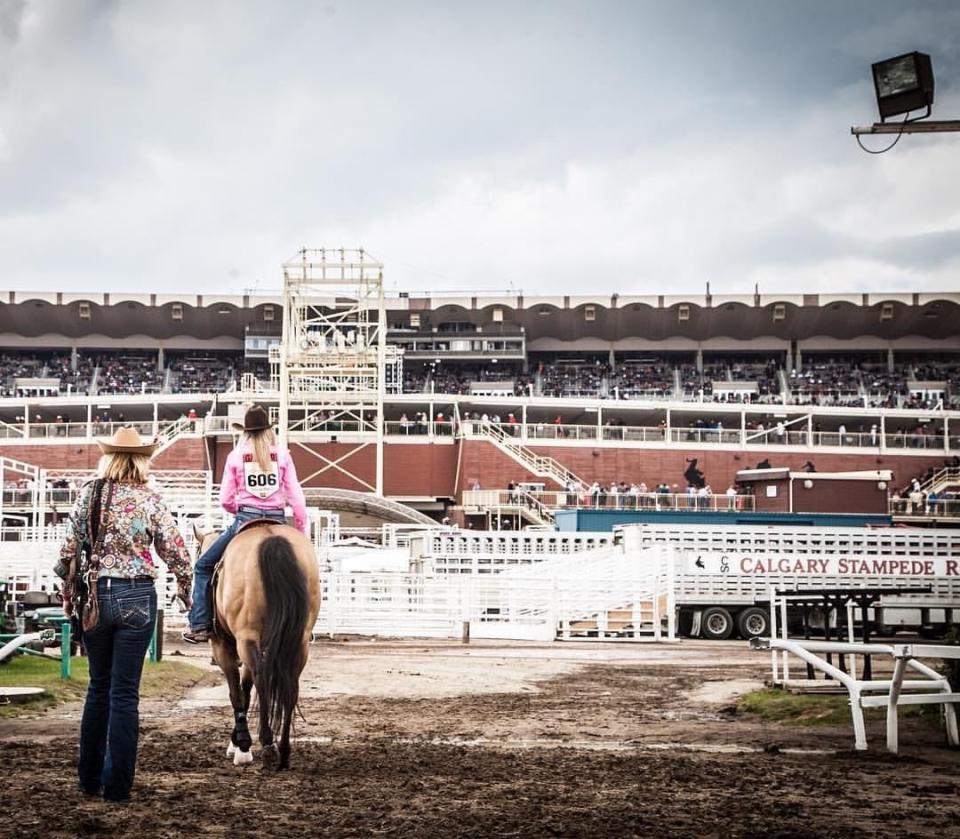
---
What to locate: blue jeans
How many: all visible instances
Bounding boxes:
[187,507,286,630]
[79,577,157,802]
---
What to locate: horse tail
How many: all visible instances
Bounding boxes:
[257,534,309,734]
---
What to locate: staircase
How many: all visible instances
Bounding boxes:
[919,466,960,494]
[464,421,588,492]
[517,489,555,527]
[478,489,556,528]
[154,416,202,456]
[779,369,790,401]
[564,599,665,640]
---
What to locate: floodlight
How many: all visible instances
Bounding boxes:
[872,51,934,121]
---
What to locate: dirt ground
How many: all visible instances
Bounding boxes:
[2,637,959,838]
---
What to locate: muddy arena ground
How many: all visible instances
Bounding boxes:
[2,638,959,839]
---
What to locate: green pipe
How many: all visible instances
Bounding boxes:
[60,620,71,679]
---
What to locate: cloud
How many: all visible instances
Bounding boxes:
[0,0,958,297]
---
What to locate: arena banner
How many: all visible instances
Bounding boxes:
[686,553,959,577]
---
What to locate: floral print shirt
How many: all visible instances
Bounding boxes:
[55,480,193,599]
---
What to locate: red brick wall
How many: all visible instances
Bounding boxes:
[0,438,206,471]
[213,440,460,496]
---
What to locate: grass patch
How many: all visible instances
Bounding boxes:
[738,688,855,726]
[738,688,930,727]
[0,654,209,718]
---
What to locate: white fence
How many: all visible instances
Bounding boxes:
[1,531,674,642]
[316,545,674,641]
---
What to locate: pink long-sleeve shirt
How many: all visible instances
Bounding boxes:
[219,444,308,534]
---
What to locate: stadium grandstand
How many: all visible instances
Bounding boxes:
[1,286,960,529]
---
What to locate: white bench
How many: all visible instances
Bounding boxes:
[751,637,960,754]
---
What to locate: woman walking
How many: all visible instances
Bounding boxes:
[55,427,193,803]
[182,404,307,643]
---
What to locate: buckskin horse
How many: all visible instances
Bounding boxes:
[192,520,321,770]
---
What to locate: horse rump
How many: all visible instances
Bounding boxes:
[256,534,309,736]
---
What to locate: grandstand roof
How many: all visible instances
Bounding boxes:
[2,290,959,345]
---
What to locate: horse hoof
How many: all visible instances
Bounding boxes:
[261,743,279,770]
[233,748,254,766]
[226,743,237,758]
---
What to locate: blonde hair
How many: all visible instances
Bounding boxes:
[98,452,151,484]
[243,427,277,472]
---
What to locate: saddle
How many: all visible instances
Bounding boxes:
[236,516,287,534]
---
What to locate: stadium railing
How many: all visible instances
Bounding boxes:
[461,489,754,514]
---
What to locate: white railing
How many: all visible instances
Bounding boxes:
[461,489,754,514]
[920,466,960,492]
[493,545,675,641]
[3,525,670,642]
[890,497,960,519]
[753,635,960,754]
[316,544,675,641]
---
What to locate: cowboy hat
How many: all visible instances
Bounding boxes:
[97,426,159,455]
[231,404,272,433]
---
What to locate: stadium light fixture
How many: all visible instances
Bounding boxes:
[871,51,934,122]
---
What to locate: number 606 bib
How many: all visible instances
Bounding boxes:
[243,452,280,499]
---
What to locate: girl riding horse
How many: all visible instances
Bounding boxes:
[183,404,308,643]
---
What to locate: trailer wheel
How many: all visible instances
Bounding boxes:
[700,607,734,640]
[736,607,769,640]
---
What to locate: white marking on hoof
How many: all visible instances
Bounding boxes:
[233,748,254,766]
[226,743,237,758]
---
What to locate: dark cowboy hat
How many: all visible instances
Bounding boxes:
[231,404,272,432]
[97,426,159,455]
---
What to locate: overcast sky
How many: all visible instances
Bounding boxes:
[1,0,958,297]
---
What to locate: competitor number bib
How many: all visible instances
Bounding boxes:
[243,452,280,499]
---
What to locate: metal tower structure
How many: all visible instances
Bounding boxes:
[277,248,399,495]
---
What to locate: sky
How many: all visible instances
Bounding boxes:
[0,0,958,298]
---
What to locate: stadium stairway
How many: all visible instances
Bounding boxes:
[920,466,960,494]
[153,416,203,456]
[463,421,588,493]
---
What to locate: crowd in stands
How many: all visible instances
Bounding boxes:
[612,361,673,399]
[96,354,163,395]
[3,349,960,408]
[539,360,608,398]
[168,354,237,393]
[1,354,45,396]
[403,364,528,396]
[788,359,863,406]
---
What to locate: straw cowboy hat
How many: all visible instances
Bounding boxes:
[231,404,272,433]
[97,427,159,455]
